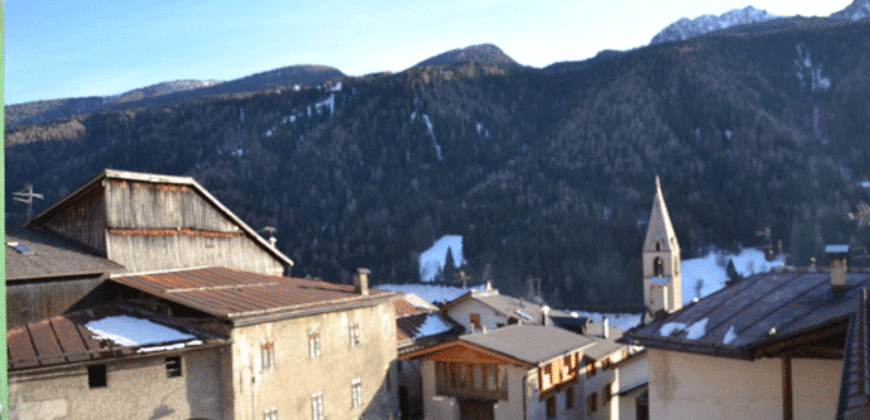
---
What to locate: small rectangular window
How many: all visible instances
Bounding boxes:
[470,313,481,330]
[546,396,557,419]
[349,323,360,348]
[309,332,321,359]
[588,392,598,414]
[311,392,324,420]
[264,406,278,420]
[351,379,363,409]
[88,364,107,388]
[566,386,574,409]
[261,342,275,370]
[165,356,182,378]
[603,383,612,406]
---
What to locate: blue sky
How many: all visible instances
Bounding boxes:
[5,0,852,105]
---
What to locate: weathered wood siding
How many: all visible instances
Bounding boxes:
[107,233,284,276]
[40,185,107,254]
[7,275,108,329]
[105,180,239,232]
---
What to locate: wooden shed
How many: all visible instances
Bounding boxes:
[25,169,293,276]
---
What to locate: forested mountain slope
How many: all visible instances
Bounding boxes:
[7,22,870,306]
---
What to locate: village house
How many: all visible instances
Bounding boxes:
[400,324,595,420]
[393,294,464,419]
[7,169,293,328]
[7,303,229,420]
[439,283,578,331]
[6,169,404,420]
[620,178,870,419]
[109,266,401,420]
[439,279,648,420]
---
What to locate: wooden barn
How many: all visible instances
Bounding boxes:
[24,169,293,276]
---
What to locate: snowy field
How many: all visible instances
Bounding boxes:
[418,235,465,282]
[681,247,784,305]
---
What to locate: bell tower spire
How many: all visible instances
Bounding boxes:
[643,176,682,314]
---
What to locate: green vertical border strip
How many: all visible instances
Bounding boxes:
[1,0,8,418]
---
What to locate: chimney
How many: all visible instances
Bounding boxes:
[541,305,551,326]
[826,245,849,292]
[353,268,370,296]
[602,317,610,339]
[481,325,487,334]
[268,236,277,247]
[485,281,493,291]
[467,323,476,333]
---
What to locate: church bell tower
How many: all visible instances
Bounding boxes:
[642,176,682,314]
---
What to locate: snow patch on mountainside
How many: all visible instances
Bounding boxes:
[419,235,465,282]
[794,43,831,92]
[651,6,777,45]
[831,0,870,21]
[681,247,785,305]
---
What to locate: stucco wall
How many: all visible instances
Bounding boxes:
[8,347,224,420]
[230,301,397,420]
[613,353,648,420]
[649,349,840,420]
[581,354,619,420]
[445,299,509,332]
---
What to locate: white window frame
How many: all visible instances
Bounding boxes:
[349,323,361,348]
[311,392,324,420]
[261,341,275,371]
[351,378,363,409]
[308,330,321,359]
[263,406,278,420]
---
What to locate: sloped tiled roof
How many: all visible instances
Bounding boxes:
[5,228,125,281]
[837,290,870,419]
[623,269,870,359]
[394,296,461,347]
[443,290,573,325]
[7,304,227,371]
[111,267,399,324]
[460,325,595,365]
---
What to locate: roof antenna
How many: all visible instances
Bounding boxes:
[13,183,44,222]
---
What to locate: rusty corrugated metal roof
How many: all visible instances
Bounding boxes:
[111,267,399,322]
[7,304,227,371]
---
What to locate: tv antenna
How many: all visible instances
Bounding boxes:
[13,183,44,221]
[845,201,870,228]
[756,226,776,262]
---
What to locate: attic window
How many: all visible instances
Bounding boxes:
[7,242,34,255]
[88,364,108,388]
[166,356,182,378]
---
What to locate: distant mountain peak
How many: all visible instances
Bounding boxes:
[831,0,870,21]
[412,43,519,69]
[651,5,777,45]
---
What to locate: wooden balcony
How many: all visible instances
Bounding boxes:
[435,361,509,400]
[539,352,579,394]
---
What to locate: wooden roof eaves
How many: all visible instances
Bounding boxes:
[399,339,535,368]
[24,170,107,229]
[440,291,475,312]
[619,332,754,360]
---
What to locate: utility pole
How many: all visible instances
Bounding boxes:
[13,183,44,222]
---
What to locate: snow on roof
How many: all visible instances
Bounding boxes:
[685,318,708,340]
[515,310,533,320]
[826,244,850,254]
[85,315,196,347]
[378,283,483,304]
[415,314,454,339]
[723,325,738,345]
[568,311,642,331]
[658,322,687,337]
